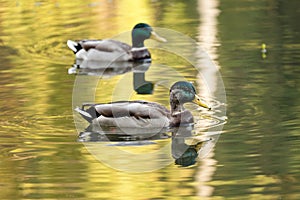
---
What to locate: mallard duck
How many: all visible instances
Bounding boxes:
[75,81,211,129]
[67,23,166,61]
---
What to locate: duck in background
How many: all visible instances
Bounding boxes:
[67,23,166,62]
[75,81,211,129]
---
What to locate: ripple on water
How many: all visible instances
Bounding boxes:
[193,96,227,131]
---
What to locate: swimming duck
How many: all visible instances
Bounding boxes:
[75,81,211,129]
[67,23,166,61]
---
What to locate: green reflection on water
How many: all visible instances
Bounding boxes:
[215,0,300,199]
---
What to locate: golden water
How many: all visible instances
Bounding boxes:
[0,0,299,199]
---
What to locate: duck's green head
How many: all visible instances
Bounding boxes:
[170,81,211,111]
[132,23,167,48]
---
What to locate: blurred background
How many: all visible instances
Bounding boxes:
[0,0,299,199]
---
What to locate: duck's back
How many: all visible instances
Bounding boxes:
[80,39,131,52]
[88,101,170,128]
[73,39,132,61]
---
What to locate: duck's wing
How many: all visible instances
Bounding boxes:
[95,101,170,128]
[97,40,131,52]
[79,39,131,53]
[96,115,169,129]
[76,101,171,128]
[68,39,131,52]
[83,40,151,61]
[95,101,170,119]
[79,40,102,51]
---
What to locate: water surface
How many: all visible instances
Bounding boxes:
[0,0,299,199]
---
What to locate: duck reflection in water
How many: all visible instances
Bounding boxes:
[69,58,154,94]
[79,123,218,167]
[171,126,214,167]
[133,64,154,95]
[68,59,151,77]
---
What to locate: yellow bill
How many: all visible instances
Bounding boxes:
[193,94,211,110]
[150,31,167,43]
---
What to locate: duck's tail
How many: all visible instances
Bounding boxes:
[67,40,82,54]
[74,105,99,123]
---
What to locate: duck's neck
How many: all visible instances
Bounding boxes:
[170,101,185,115]
[170,102,194,127]
[132,37,145,48]
[132,42,144,48]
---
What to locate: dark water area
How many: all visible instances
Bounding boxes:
[0,0,299,199]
